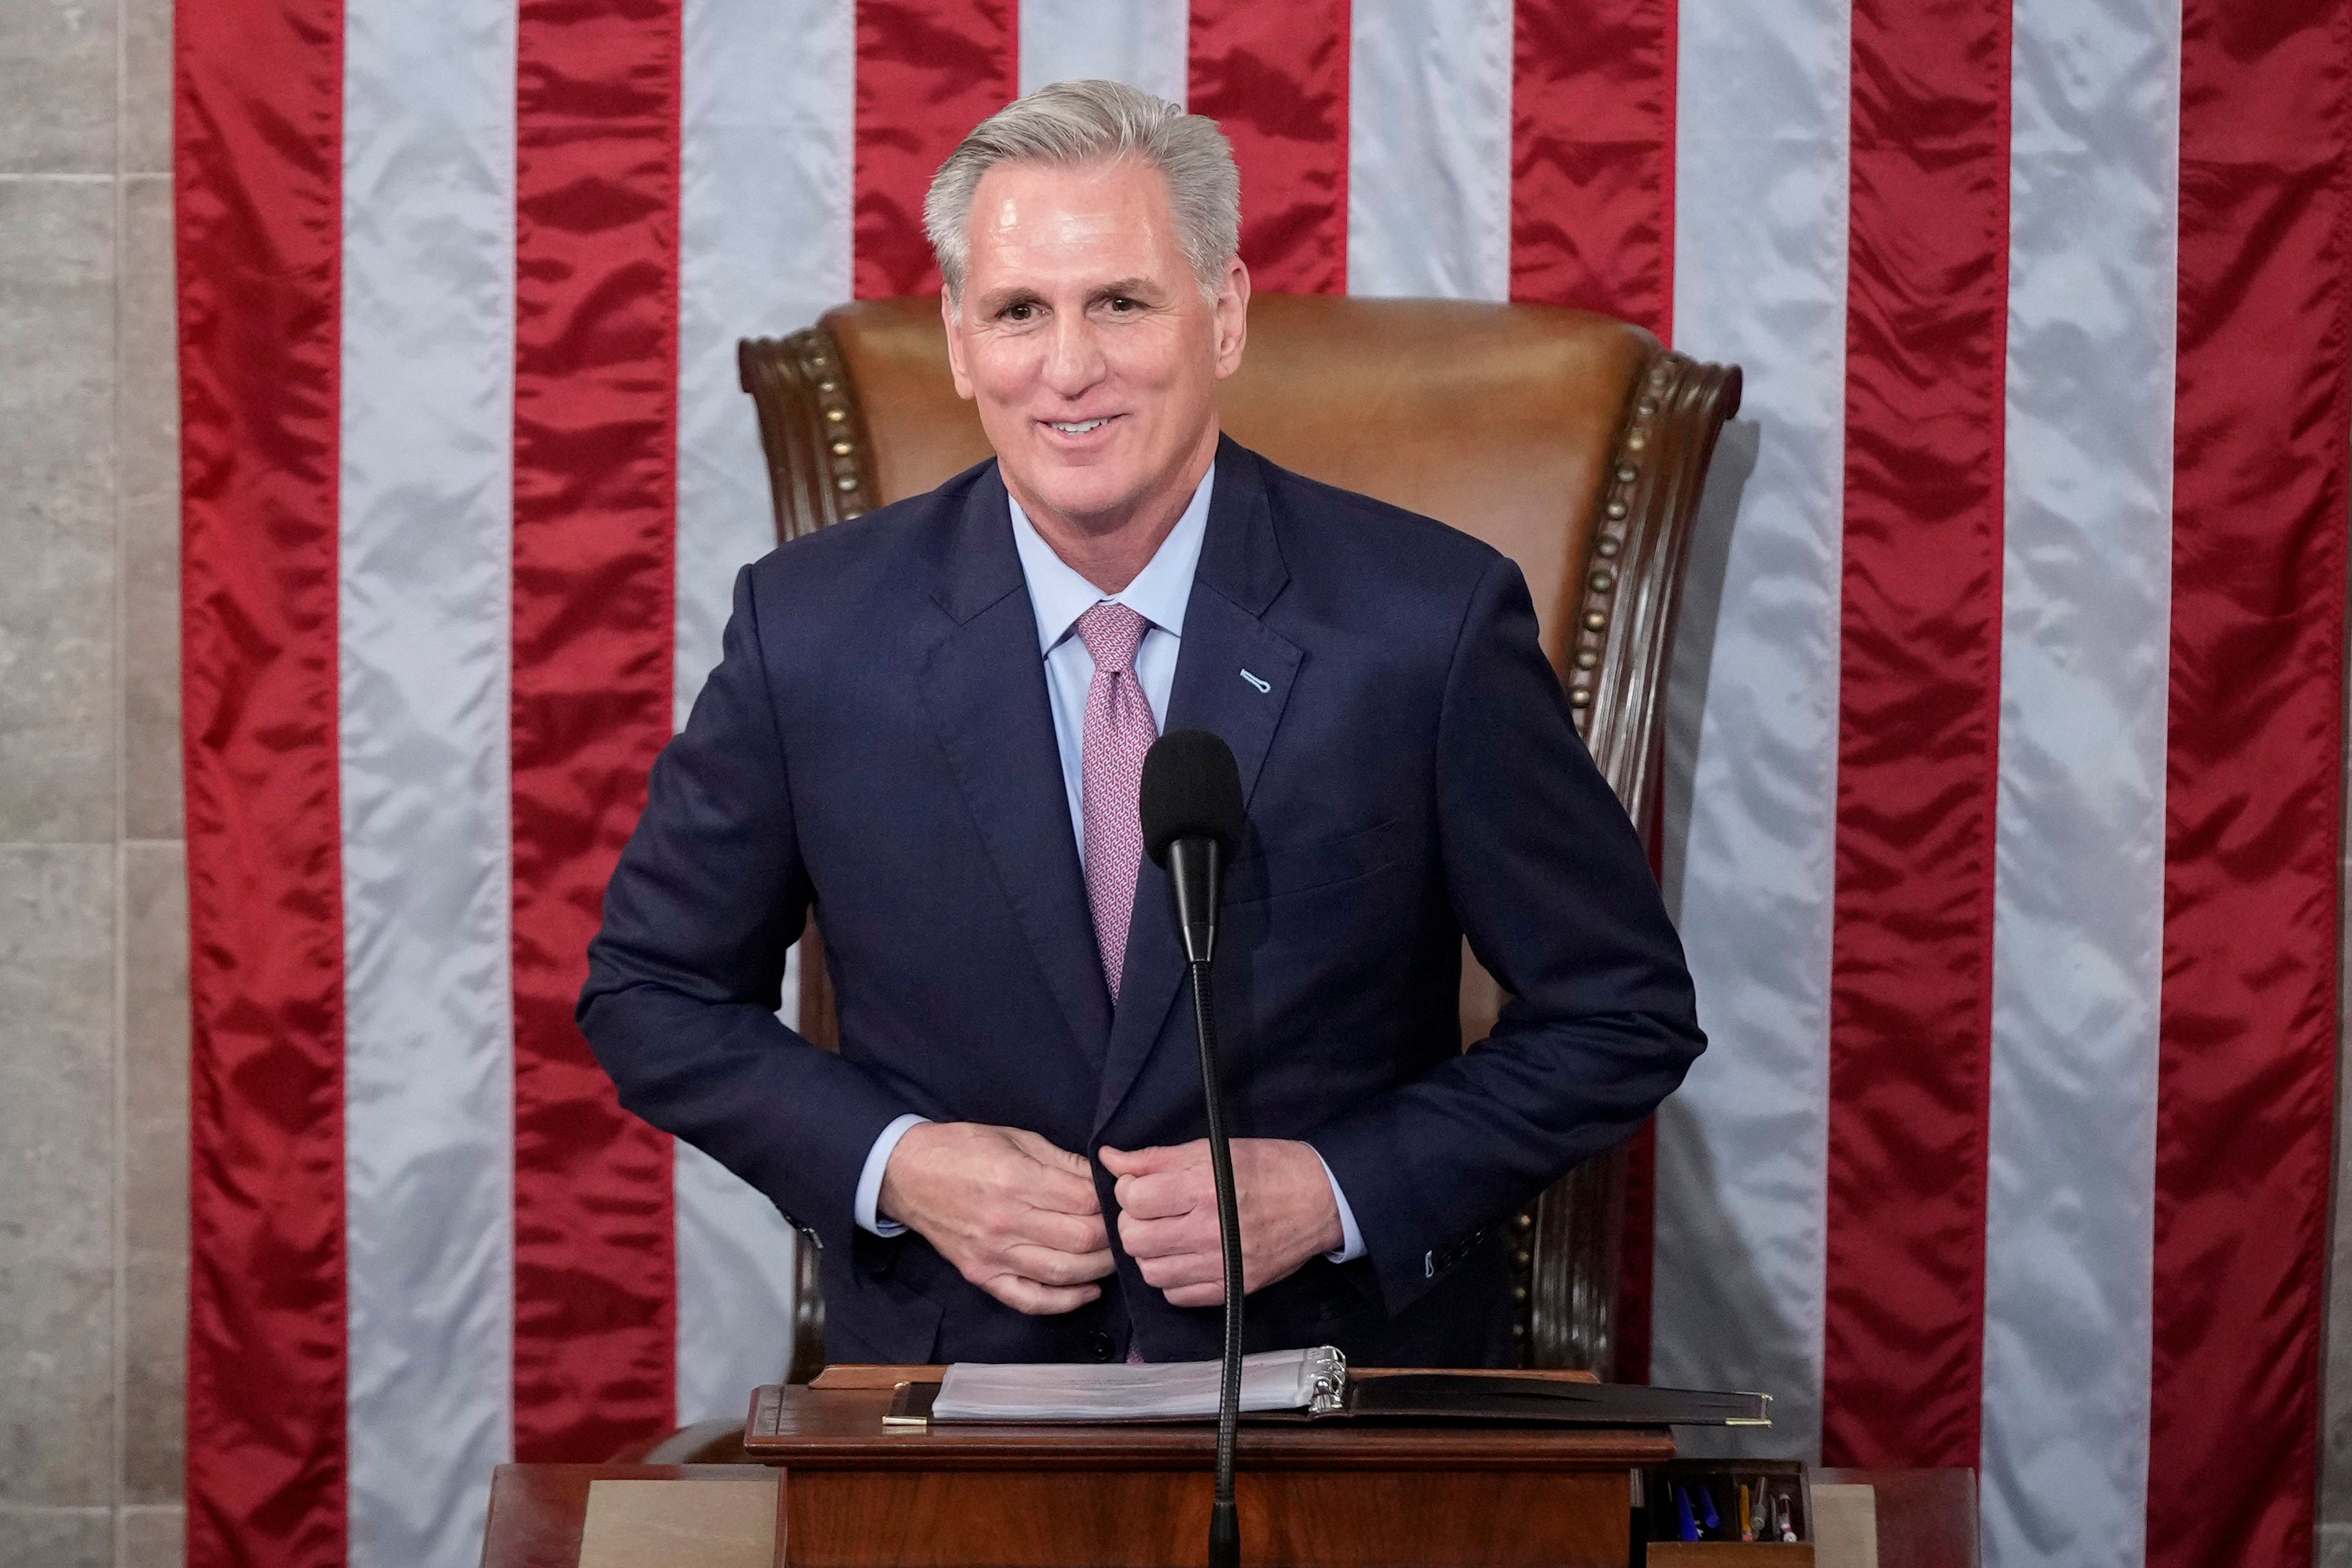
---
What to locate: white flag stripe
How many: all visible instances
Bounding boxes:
[1652,0,1852,1463]
[1345,0,1515,301]
[675,0,854,725]
[1018,0,1190,105]
[673,1138,805,1421]
[336,0,517,1560]
[672,0,857,1425]
[1981,0,2178,1560]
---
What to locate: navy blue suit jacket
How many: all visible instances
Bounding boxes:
[579,437,1704,1366]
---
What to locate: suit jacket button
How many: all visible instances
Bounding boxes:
[1424,1250,1437,1279]
[1085,1330,1116,1362]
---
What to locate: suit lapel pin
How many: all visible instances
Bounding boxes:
[1239,668,1271,694]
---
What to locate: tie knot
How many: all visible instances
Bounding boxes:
[1075,601,1149,675]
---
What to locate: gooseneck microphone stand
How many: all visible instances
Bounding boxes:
[1140,731,1250,1568]
[1167,837,1244,1568]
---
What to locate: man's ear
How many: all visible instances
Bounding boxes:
[942,289,976,401]
[1212,257,1250,381]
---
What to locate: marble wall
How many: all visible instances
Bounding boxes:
[0,0,185,1563]
[0,2,2347,1562]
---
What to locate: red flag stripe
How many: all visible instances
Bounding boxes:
[853,0,1019,298]
[1502,0,1680,1377]
[2147,2,2351,1559]
[1190,0,1351,295]
[509,0,684,1461]
[1613,1118,1658,1383]
[1819,0,2011,1470]
[1508,0,1677,340]
[1500,3,1682,1376]
[176,0,350,1557]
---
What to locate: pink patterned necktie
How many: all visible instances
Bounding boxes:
[1075,601,1157,1001]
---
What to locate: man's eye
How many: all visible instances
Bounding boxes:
[1003,302,1035,322]
[1107,296,1135,312]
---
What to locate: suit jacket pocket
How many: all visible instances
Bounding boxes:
[1226,818,1408,906]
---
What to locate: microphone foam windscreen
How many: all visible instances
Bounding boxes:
[1140,729,1246,866]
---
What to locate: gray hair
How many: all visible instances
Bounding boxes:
[924,79,1241,304]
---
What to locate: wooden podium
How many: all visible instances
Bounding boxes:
[479,1371,1672,1568]
[476,1375,1979,1567]
[738,1377,1671,1568]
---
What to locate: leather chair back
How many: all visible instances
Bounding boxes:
[740,294,1741,1379]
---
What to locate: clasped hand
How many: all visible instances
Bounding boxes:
[1099,1138,1344,1308]
[878,1122,1343,1315]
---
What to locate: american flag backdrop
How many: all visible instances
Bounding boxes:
[174,1,2346,1565]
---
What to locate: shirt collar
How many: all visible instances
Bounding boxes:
[1007,462,1215,654]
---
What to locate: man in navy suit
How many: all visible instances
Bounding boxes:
[579,80,1704,1367]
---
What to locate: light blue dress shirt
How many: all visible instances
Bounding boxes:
[852,464,1365,1267]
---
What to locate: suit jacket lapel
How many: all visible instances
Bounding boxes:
[1096,442,1302,1131]
[913,466,1114,1068]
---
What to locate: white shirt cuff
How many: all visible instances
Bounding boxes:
[1312,1149,1367,1263]
[856,1114,929,1236]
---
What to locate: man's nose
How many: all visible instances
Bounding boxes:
[1041,315,1107,397]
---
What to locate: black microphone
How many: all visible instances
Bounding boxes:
[1140,730,1248,1568]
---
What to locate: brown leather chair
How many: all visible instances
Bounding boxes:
[738,293,1740,1383]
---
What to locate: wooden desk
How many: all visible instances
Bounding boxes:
[479,1382,1978,1568]
[743,1382,1668,1567]
[479,1460,1980,1568]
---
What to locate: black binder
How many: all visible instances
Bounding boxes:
[889,1369,1769,1429]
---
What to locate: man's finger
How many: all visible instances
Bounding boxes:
[1007,1127,1096,1178]
[1116,1211,1208,1261]
[1123,1231,1223,1290]
[1001,1129,1106,1203]
[1113,1167,1201,1221]
[1137,1251,1223,1293]
[1160,1281,1225,1309]
[989,1274,1104,1315]
[1024,1207,1110,1255]
[1106,1142,1208,1189]
[1097,1144,1183,1177]
[1023,1162,1108,1217]
[1005,1242,1116,1286]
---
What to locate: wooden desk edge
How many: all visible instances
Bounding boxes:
[477,1462,1976,1568]
[747,1380,1675,1470]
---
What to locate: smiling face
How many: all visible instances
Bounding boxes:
[942,156,1248,554]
